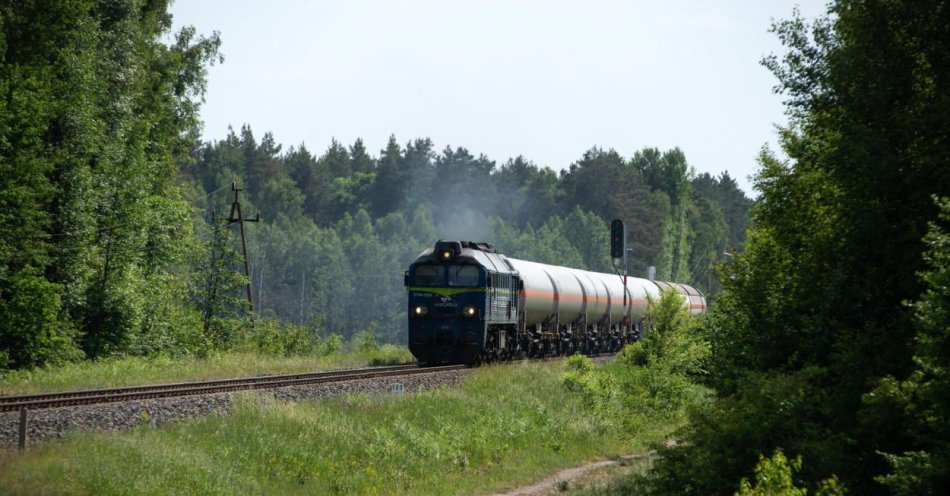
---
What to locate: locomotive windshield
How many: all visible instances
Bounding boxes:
[413,265,444,286]
[448,265,480,287]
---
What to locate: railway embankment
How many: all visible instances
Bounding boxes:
[0,367,469,448]
[0,360,677,495]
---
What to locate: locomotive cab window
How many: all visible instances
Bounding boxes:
[448,265,480,287]
[413,265,444,286]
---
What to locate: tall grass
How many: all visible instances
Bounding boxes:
[565,457,656,495]
[0,345,414,395]
[0,361,679,495]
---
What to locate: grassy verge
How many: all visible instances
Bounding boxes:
[563,457,656,495]
[0,360,682,495]
[0,345,414,395]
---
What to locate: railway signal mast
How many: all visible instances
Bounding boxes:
[610,219,627,328]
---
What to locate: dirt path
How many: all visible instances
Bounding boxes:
[489,452,656,496]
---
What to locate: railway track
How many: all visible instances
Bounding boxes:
[0,363,465,412]
[0,352,615,413]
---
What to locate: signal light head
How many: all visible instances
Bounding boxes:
[610,219,625,259]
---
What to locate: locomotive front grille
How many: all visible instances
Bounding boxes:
[436,330,453,346]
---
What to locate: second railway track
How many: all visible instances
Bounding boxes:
[0,363,465,412]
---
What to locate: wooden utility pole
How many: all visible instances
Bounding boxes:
[226,183,260,312]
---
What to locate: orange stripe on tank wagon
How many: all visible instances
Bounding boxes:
[521,289,648,306]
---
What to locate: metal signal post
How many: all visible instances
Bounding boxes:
[610,219,628,329]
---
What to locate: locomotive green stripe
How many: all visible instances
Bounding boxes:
[407,287,519,297]
[407,287,485,296]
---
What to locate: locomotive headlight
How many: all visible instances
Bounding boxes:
[462,305,477,318]
[413,305,428,317]
[440,250,454,261]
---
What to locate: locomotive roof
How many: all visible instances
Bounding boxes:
[411,240,706,297]
[412,240,519,275]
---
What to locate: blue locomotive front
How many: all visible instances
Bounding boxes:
[405,240,520,364]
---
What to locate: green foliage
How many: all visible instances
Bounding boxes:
[0,1,220,366]
[567,458,656,495]
[191,218,249,352]
[622,290,710,376]
[0,270,81,369]
[490,215,585,269]
[132,274,206,358]
[0,0,750,372]
[690,173,745,293]
[562,354,607,413]
[869,197,950,495]
[702,151,843,388]
[647,367,836,495]
[354,321,380,353]
[182,133,748,351]
[631,148,697,282]
[323,333,342,355]
[238,320,301,356]
[0,361,676,495]
[0,349,415,396]
[734,450,845,496]
[647,2,950,494]
[232,317,335,357]
[563,291,711,435]
[563,207,613,272]
[365,344,414,366]
[876,451,935,496]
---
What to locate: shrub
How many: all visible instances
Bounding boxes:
[233,318,325,357]
[734,449,845,496]
[620,290,710,376]
[646,367,840,496]
[353,321,380,353]
[563,290,711,436]
[563,354,618,421]
[0,271,82,369]
[323,333,342,356]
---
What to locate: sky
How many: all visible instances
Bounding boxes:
[169,0,829,196]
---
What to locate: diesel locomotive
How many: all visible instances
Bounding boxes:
[405,240,706,364]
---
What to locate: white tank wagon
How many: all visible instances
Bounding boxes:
[508,258,706,333]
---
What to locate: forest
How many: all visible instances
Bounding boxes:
[181,131,750,345]
[0,1,750,369]
[2,0,949,494]
[644,2,950,494]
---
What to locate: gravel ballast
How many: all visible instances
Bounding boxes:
[0,368,471,449]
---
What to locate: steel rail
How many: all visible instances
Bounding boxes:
[0,364,421,403]
[0,352,615,413]
[0,364,464,412]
